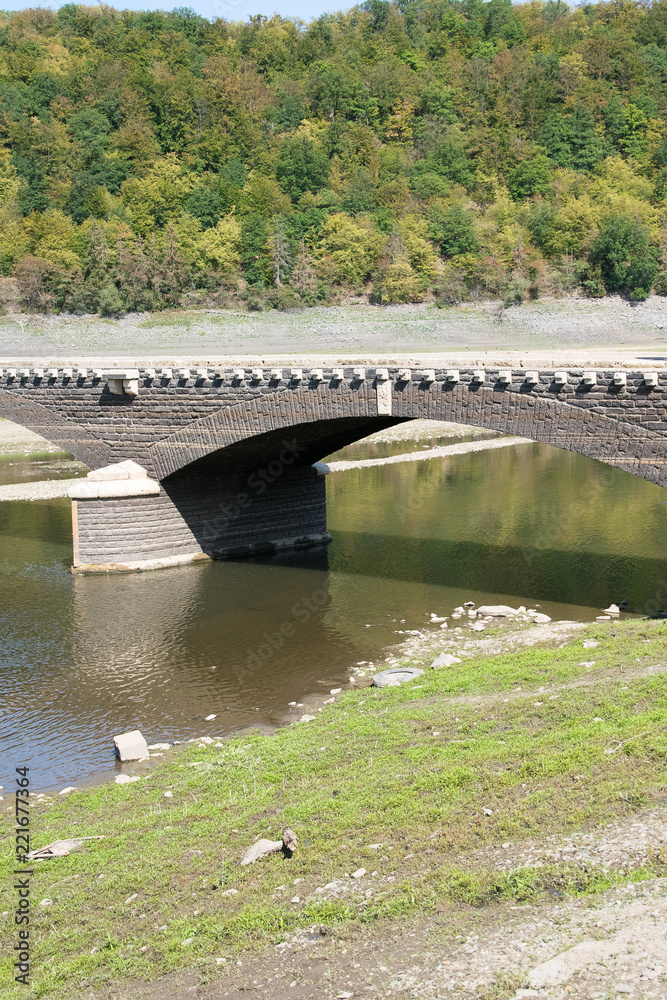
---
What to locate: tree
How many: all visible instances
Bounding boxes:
[428,203,479,257]
[508,154,552,202]
[240,213,269,286]
[290,239,317,296]
[276,137,329,200]
[588,215,658,301]
[270,218,291,289]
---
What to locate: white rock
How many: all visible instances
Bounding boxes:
[182,937,194,946]
[299,714,316,723]
[476,605,519,617]
[596,615,611,621]
[113,730,149,762]
[221,888,238,897]
[291,896,300,903]
[583,640,599,648]
[59,786,77,795]
[205,714,217,721]
[330,688,342,694]
[471,621,485,631]
[164,791,173,797]
[147,743,171,750]
[532,613,552,624]
[39,898,52,907]
[605,604,621,614]
[115,774,140,784]
[431,653,462,668]
[429,614,447,622]
[351,868,366,879]
[483,807,493,816]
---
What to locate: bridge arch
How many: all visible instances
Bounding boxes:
[149,382,667,489]
[0,389,111,470]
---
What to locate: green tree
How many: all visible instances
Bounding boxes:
[508,154,552,202]
[276,137,329,200]
[588,215,658,301]
[241,213,269,286]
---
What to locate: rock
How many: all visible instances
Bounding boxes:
[298,714,316,722]
[39,899,53,907]
[605,604,621,614]
[351,868,366,878]
[597,615,611,620]
[147,743,171,750]
[372,667,424,687]
[164,791,173,798]
[583,640,599,648]
[113,730,149,762]
[483,807,493,816]
[205,714,217,720]
[471,621,485,631]
[467,609,477,618]
[431,653,462,668]
[59,786,77,795]
[615,986,632,994]
[476,605,519,617]
[220,888,238,897]
[182,937,194,946]
[115,774,140,784]
[463,601,475,608]
[430,614,448,622]
[330,688,342,694]
[532,613,552,624]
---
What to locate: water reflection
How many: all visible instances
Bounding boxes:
[2,434,667,790]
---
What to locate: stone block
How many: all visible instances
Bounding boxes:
[113,730,148,761]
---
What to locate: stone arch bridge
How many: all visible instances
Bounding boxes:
[1,362,666,572]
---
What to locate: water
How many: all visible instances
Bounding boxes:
[2,427,667,791]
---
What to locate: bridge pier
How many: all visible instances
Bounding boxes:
[69,462,330,574]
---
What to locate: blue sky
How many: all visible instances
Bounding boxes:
[0,1,345,25]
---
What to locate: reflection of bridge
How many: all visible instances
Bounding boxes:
[1,362,666,572]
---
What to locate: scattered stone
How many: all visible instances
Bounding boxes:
[59,786,77,795]
[114,774,140,785]
[298,714,316,722]
[605,604,621,614]
[147,743,171,750]
[39,899,52,907]
[330,688,342,694]
[483,808,493,816]
[463,601,475,608]
[113,730,149,762]
[431,653,462,668]
[182,937,194,946]
[220,888,239,897]
[471,621,485,631]
[164,791,173,798]
[240,828,297,865]
[476,605,519,617]
[205,714,217,721]
[351,868,366,879]
[597,615,611,621]
[532,613,552,624]
[583,640,599,648]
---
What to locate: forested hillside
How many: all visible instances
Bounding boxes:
[2,1,667,314]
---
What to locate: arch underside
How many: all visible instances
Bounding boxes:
[0,389,110,470]
[151,384,667,490]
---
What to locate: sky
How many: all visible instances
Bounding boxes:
[0,0,344,25]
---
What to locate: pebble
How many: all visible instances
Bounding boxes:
[351,868,366,879]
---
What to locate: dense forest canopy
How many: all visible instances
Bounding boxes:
[2,0,667,313]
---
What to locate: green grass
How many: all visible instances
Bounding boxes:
[1,619,666,997]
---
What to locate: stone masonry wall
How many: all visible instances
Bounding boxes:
[74,464,328,571]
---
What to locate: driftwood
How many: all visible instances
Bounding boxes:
[240,828,297,866]
[25,836,104,860]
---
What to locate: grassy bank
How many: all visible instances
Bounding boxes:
[1,618,666,998]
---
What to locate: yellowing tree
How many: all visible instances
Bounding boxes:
[121,155,194,235]
[196,216,242,276]
[25,209,82,271]
[0,150,20,209]
[317,212,384,285]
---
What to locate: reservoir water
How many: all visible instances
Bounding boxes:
[1,420,666,791]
